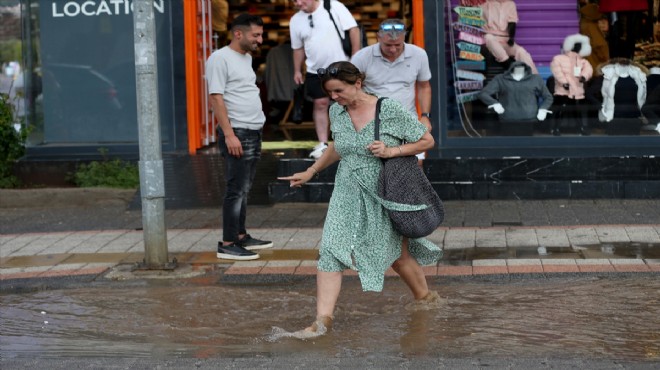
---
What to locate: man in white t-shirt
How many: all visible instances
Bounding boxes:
[206,14,273,261]
[351,19,432,160]
[290,0,359,159]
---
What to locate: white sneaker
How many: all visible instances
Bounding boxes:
[309,143,327,159]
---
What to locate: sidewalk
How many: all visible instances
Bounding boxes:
[2,225,659,283]
[1,190,659,283]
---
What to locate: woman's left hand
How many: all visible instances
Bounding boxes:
[367,140,394,158]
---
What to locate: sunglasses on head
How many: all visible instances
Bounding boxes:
[380,23,405,31]
[317,67,340,77]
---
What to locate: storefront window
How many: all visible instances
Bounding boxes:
[0,4,26,141]
[21,0,176,149]
[443,0,660,142]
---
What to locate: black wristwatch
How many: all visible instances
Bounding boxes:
[421,112,431,119]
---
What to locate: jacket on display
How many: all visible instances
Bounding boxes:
[550,34,593,99]
[478,61,553,121]
[598,58,648,122]
[480,0,518,38]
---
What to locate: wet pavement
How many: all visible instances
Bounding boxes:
[1,275,659,367]
[1,189,660,367]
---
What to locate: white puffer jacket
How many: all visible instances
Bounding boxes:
[599,60,647,122]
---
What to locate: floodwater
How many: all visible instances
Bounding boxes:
[1,275,659,361]
[444,242,660,263]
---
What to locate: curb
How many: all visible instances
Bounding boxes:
[2,257,658,284]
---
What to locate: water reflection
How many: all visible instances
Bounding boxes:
[1,276,659,361]
[443,242,660,264]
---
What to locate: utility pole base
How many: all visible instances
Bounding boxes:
[133,257,178,271]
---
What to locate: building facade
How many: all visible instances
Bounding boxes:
[7,0,660,198]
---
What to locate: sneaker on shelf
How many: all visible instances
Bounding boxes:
[217,242,260,260]
[238,234,273,250]
[309,142,328,160]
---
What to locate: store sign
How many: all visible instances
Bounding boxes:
[453,22,484,36]
[457,91,480,103]
[454,6,482,19]
[457,42,481,54]
[458,16,485,27]
[454,80,483,90]
[459,50,484,61]
[456,69,485,81]
[39,0,174,144]
[51,0,164,18]
[456,60,485,71]
[458,31,484,45]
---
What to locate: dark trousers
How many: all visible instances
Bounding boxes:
[217,128,262,243]
[552,95,588,132]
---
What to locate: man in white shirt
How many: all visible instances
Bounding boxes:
[290,0,359,159]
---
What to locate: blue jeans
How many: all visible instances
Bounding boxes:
[217,128,262,243]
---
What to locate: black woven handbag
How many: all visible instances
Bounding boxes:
[374,97,444,238]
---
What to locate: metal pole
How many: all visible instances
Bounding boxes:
[133,0,170,269]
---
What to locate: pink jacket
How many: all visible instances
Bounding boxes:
[550,34,593,99]
[480,0,518,37]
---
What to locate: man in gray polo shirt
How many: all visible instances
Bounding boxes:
[351,19,432,159]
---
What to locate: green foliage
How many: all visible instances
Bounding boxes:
[72,149,139,188]
[0,92,27,188]
[0,39,22,65]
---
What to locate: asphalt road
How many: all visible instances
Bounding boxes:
[1,356,657,369]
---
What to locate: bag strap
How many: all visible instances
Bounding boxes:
[374,97,386,141]
[323,0,345,41]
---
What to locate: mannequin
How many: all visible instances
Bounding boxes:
[478,61,553,130]
[479,0,538,74]
[510,65,525,81]
[549,34,594,135]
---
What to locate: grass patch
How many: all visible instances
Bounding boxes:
[70,149,139,189]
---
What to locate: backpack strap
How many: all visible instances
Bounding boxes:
[323,0,345,41]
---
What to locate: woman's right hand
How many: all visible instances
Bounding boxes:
[277,168,316,188]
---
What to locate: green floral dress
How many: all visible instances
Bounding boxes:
[318,97,443,292]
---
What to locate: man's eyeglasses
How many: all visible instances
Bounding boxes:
[317,67,339,77]
[308,14,313,28]
[380,23,405,31]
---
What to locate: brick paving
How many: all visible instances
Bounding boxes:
[1,224,659,282]
[2,195,659,282]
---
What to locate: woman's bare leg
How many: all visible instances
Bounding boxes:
[315,270,342,317]
[304,270,342,333]
[391,238,429,300]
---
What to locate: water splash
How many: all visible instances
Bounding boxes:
[266,324,327,342]
[404,291,448,312]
